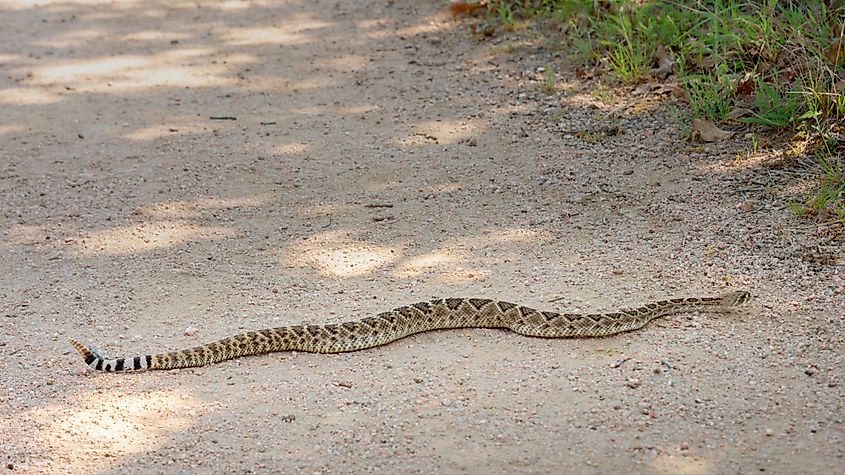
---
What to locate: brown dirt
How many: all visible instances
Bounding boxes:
[1,0,843,473]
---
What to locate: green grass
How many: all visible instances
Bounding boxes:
[590,81,614,103]
[474,0,845,226]
[681,68,735,122]
[741,80,803,128]
[788,153,845,223]
[542,62,556,93]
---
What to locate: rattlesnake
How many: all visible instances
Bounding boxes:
[70,291,751,372]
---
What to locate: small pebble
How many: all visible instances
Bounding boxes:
[736,200,755,212]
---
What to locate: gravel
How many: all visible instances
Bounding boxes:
[1,0,843,473]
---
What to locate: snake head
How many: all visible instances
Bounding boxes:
[720,291,752,307]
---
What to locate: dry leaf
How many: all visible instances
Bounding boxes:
[449,1,482,16]
[575,66,587,79]
[653,83,684,97]
[756,61,773,77]
[650,47,675,79]
[633,82,653,95]
[735,77,755,96]
[697,55,715,70]
[736,200,755,212]
[724,107,753,121]
[778,66,799,85]
[831,13,844,37]
[692,119,734,142]
[826,38,844,66]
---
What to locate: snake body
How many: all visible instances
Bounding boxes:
[69,291,751,372]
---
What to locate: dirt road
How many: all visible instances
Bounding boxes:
[1,0,843,473]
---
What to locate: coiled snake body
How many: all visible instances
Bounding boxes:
[70,291,751,372]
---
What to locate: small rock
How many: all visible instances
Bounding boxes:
[680,442,689,450]
[626,378,641,389]
[765,428,774,436]
[184,326,198,336]
[413,377,423,384]
[736,200,755,212]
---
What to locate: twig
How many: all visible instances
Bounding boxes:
[414,132,438,141]
[210,116,237,120]
[610,356,632,368]
[364,203,394,208]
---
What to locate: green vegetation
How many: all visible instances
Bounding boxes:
[787,150,845,222]
[472,0,844,226]
[542,63,557,93]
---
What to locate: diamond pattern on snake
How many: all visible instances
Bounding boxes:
[69,291,752,372]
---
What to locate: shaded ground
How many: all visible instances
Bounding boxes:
[1,0,843,473]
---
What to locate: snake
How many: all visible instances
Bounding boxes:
[69,290,751,372]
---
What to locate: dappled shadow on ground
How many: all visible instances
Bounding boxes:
[1,0,842,473]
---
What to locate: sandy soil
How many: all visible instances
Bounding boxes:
[1,0,843,473]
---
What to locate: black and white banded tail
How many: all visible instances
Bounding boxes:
[69,338,152,372]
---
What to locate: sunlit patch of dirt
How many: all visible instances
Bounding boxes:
[6,387,205,473]
[284,229,399,278]
[71,221,234,256]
